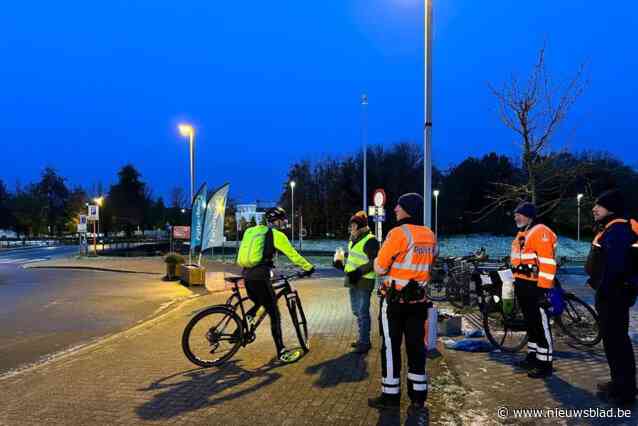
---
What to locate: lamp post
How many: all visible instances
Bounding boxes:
[361,93,368,212]
[423,0,434,227]
[178,124,195,202]
[577,193,584,242]
[433,189,440,235]
[93,196,104,251]
[290,181,296,246]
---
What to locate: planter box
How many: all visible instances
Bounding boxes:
[180,264,206,286]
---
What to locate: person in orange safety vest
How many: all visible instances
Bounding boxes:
[368,193,436,418]
[510,201,558,379]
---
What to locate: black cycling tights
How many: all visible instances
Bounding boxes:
[244,279,284,354]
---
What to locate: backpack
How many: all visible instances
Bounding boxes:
[237,226,273,268]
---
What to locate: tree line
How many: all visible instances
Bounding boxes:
[277,144,638,240]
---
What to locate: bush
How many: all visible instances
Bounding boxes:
[164,252,185,265]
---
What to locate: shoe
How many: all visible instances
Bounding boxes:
[514,354,536,369]
[368,394,400,410]
[597,381,613,394]
[278,348,302,364]
[352,343,371,354]
[350,341,359,348]
[407,401,426,415]
[527,366,552,379]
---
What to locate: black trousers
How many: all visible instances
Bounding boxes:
[596,293,637,397]
[515,280,553,368]
[378,297,428,403]
[244,279,284,355]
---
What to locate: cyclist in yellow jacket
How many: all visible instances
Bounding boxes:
[237,207,315,363]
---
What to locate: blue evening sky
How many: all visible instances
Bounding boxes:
[1,0,636,203]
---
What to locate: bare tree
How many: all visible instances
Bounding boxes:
[170,187,187,209]
[477,46,588,220]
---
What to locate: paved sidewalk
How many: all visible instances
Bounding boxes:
[0,278,467,426]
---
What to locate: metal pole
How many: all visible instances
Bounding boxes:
[189,131,195,203]
[291,186,295,246]
[361,93,368,212]
[423,0,433,227]
[577,202,581,242]
[299,214,303,251]
[435,195,438,235]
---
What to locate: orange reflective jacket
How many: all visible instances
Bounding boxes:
[375,224,437,290]
[511,224,558,289]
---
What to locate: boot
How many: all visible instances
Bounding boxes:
[514,353,537,369]
[368,394,400,410]
[527,364,552,379]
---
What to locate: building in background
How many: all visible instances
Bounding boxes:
[235,201,277,228]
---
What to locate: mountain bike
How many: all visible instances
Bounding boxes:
[182,271,310,368]
[474,265,601,352]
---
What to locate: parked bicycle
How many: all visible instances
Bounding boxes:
[182,271,310,368]
[427,248,488,308]
[474,263,601,352]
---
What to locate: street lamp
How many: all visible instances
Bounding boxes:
[423,0,434,227]
[93,196,104,246]
[178,123,195,202]
[361,93,368,212]
[433,189,440,235]
[290,181,296,246]
[577,193,584,242]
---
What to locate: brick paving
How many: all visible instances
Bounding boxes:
[0,278,465,426]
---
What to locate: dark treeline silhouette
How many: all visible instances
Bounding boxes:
[278,142,638,240]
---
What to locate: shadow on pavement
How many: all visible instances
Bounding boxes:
[304,351,368,388]
[135,360,283,420]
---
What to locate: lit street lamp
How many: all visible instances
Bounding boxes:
[361,93,368,212]
[178,123,195,202]
[93,196,105,249]
[577,193,584,242]
[290,181,296,246]
[433,189,440,235]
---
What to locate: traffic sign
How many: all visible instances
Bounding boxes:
[77,215,87,233]
[373,189,386,207]
[87,205,99,221]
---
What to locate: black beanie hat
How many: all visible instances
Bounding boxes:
[595,189,625,215]
[398,193,424,219]
[514,202,537,220]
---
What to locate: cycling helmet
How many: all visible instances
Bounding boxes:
[265,207,287,223]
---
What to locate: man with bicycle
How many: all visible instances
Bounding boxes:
[368,193,436,417]
[510,202,558,379]
[237,207,315,363]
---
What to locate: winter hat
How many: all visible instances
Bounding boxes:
[350,211,369,229]
[595,189,625,215]
[398,193,424,219]
[514,202,537,220]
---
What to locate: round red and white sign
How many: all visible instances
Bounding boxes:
[373,189,386,207]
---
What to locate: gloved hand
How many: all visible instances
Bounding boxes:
[301,267,316,277]
[347,268,363,284]
[333,260,344,271]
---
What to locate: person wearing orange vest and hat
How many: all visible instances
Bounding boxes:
[368,193,436,418]
[510,202,558,379]
[586,189,638,406]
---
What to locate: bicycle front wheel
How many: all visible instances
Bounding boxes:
[556,294,601,347]
[482,305,528,352]
[286,291,309,352]
[182,306,243,368]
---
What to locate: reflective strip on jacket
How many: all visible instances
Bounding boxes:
[375,224,437,290]
[511,224,558,289]
[345,232,376,279]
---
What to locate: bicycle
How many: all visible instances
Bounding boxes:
[428,249,488,308]
[181,271,310,368]
[474,264,601,352]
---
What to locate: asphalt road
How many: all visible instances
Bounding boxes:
[0,258,193,376]
[0,244,80,266]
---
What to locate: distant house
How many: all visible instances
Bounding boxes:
[235,201,277,228]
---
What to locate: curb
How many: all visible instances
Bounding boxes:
[23,265,162,275]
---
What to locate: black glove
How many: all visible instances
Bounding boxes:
[333,260,344,271]
[347,268,363,284]
[301,267,316,277]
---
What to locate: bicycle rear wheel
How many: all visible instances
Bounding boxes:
[182,306,243,368]
[286,291,309,352]
[482,303,528,352]
[555,294,601,347]
[427,266,448,302]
